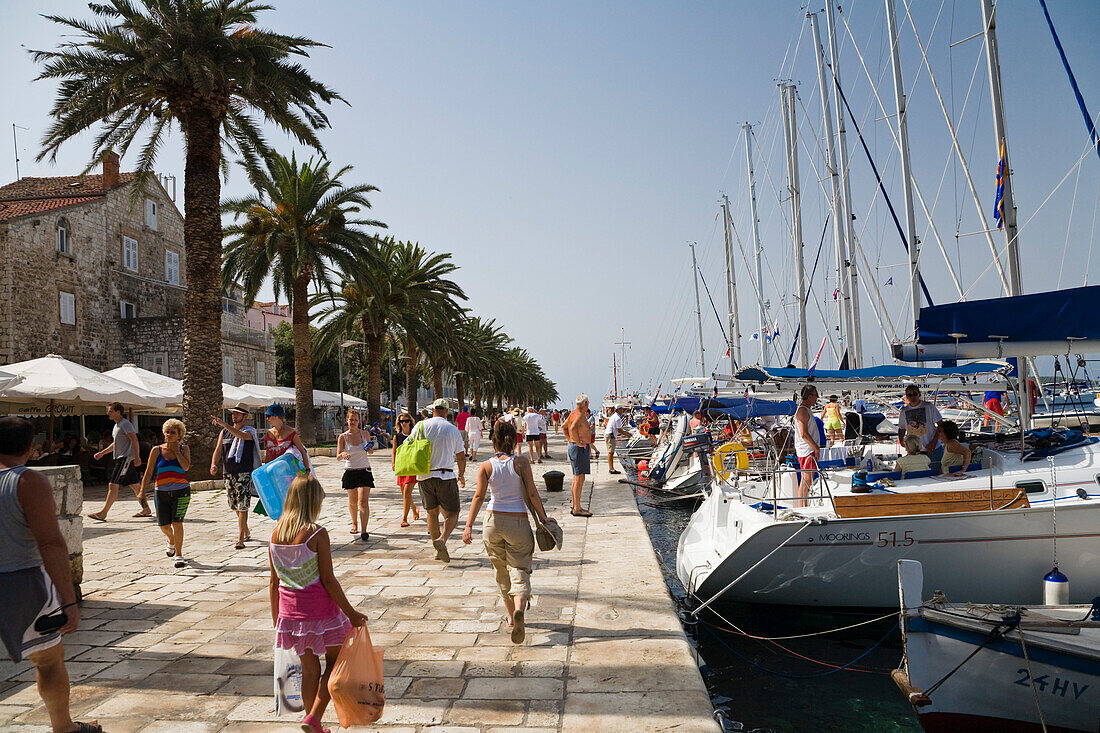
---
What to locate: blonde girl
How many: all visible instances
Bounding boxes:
[139,419,192,569]
[269,476,366,733]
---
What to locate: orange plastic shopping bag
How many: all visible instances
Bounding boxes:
[327,626,385,728]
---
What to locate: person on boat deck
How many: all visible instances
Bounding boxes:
[689,410,706,431]
[898,385,943,462]
[983,390,1005,428]
[894,436,931,478]
[936,420,972,476]
[820,395,844,447]
[793,385,821,504]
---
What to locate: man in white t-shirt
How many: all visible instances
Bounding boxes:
[415,399,467,563]
[522,407,542,464]
[88,402,146,521]
[898,385,943,455]
[603,405,629,474]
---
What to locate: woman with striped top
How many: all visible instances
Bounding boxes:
[140,419,192,569]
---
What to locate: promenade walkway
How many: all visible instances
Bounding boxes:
[0,433,718,732]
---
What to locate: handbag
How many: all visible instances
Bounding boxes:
[524,489,562,551]
[394,420,432,477]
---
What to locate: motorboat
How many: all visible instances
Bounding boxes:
[893,559,1100,733]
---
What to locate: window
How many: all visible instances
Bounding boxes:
[144,352,167,375]
[123,235,139,272]
[1015,480,1047,494]
[57,218,71,255]
[144,197,157,228]
[255,360,265,386]
[222,356,235,384]
[120,300,136,319]
[59,291,75,325]
[165,250,180,285]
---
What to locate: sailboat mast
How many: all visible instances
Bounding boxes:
[825,1,863,368]
[981,0,1029,434]
[689,243,706,375]
[810,11,849,366]
[885,0,922,341]
[721,195,743,371]
[743,123,768,366]
[780,83,809,368]
[612,352,617,397]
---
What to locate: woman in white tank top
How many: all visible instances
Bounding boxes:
[462,419,556,644]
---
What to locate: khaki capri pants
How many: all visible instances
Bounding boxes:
[483,513,535,599]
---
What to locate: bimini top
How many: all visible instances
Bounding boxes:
[652,395,796,419]
[732,360,1012,385]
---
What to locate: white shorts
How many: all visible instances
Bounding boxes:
[468,432,482,451]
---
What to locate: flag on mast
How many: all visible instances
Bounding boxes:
[808,335,828,375]
[993,138,1006,230]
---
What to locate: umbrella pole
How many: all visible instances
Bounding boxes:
[48,400,55,451]
[80,413,87,446]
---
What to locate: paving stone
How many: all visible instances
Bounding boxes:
[462,676,563,700]
[403,676,466,698]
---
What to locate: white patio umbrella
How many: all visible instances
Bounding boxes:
[104,364,268,409]
[1,355,168,410]
[237,383,296,406]
[0,368,24,396]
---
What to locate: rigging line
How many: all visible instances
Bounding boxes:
[961,139,1098,299]
[1038,0,1100,165]
[837,5,973,299]
[787,213,833,364]
[1086,178,1100,286]
[1057,153,1084,289]
[833,77,935,307]
[696,267,732,349]
[901,0,1011,293]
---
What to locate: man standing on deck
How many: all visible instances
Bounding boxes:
[562,394,593,517]
[793,385,821,505]
[898,385,943,461]
[416,398,467,563]
[87,403,145,521]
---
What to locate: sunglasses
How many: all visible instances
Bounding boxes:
[399,419,411,424]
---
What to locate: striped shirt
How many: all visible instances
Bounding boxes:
[154,452,189,492]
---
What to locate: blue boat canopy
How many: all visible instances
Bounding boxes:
[653,396,796,419]
[733,361,1012,384]
[917,285,1100,345]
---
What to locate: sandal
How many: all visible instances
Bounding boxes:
[570,509,593,518]
[132,510,152,518]
[400,521,410,527]
[234,541,245,550]
[69,723,103,733]
[301,713,330,733]
[86,513,106,522]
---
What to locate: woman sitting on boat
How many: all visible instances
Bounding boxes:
[894,435,930,478]
[935,420,972,476]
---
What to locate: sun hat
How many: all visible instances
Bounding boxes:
[264,403,285,418]
[431,398,450,410]
[228,403,251,414]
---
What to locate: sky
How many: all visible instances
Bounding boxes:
[2,0,1099,406]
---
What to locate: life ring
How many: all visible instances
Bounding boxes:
[639,423,650,436]
[712,441,749,480]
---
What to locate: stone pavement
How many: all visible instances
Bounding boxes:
[0,433,719,732]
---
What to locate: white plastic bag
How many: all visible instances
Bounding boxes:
[274,645,304,716]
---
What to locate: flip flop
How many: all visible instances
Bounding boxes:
[400,521,410,527]
[234,541,245,550]
[69,723,103,733]
[132,511,152,517]
[570,509,593,518]
[86,513,106,522]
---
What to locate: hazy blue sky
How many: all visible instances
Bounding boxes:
[2,1,1098,405]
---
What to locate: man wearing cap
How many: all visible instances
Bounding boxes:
[417,398,467,563]
[603,405,629,474]
[561,394,593,517]
[210,405,262,550]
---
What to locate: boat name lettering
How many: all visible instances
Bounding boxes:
[817,532,871,543]
[1014,669,1089,700]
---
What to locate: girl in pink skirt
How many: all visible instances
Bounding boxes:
[269,475,366,733]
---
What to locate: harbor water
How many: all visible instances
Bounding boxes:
[629,476,921,732]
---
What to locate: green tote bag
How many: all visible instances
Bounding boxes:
[394,420,432,477]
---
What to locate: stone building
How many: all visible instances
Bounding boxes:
[0,153,273,383]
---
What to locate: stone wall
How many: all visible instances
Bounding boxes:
[38,465,84,592]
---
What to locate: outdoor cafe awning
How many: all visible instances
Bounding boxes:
[0,355,169,411]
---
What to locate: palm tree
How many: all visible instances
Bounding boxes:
[34,0,343,461]
[222,152,382,443]
[454,317,510,410]
[313,237,465,424]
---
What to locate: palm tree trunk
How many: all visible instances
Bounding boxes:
[180,110,224,470]
[433,360,444,401]
[291,273,316,444]
[456,373,466,411]
[472,383,482,413]
[364,327,383,425]
[405,338,419,417]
